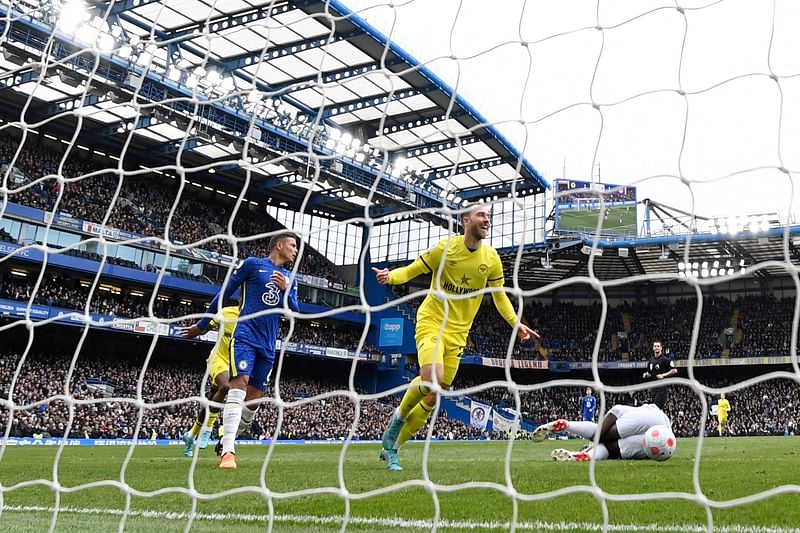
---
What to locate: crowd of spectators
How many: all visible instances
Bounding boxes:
[0,271,205,321]
[455,373,799,439]
[0,271,382,357]
[0,349,480,442]
[0,134,345,286]
[458,295,797,362]
[1,344,796,443]
[2,260,797,365]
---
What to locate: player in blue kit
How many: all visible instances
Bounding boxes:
[580,387,597,421]
[192,232,299,469]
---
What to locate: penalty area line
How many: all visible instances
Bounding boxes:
[1,504,799,533]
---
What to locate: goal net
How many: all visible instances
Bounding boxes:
[1,0,800,532]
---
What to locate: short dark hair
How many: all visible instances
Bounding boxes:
[652,339,663,346]
[460,201,490,223]
[268,232,298,252]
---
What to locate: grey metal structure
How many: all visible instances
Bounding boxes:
[0,0,548,231]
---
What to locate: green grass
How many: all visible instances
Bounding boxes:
[1,438,799,532]
[558,205,636,235]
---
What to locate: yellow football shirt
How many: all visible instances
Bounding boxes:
[717,398,731,418]
[388,235,518,336]
[208,305,240,368]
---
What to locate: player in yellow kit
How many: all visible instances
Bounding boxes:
[180,302,240,457]
[717,393,731,436]
[372,203,538,471]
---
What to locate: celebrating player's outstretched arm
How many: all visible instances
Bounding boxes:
[372,203,539,471]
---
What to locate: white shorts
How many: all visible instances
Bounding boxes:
[609,404,671,439]
[618,434,648,460]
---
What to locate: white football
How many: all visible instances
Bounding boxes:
[642,424,677,462]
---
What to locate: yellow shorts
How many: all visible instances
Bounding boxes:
[207,352,230,387]
[415,323,467,388]
[718,415,728,425]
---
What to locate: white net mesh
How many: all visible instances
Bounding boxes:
[1,0,800,531]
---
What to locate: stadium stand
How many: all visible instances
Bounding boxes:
[0,349,478,441]
[456,372,800,439]
[1,133,345,286]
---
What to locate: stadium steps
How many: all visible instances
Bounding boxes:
[731,306,741,329]
[385,296,416,323]
[621,311,632,333]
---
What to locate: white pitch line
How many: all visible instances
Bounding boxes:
[2,505,799,533]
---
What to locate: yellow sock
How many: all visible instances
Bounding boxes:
[206,411,219,430]
[190,419,203,438]
[396,397,436,448]
[398,376,431,420]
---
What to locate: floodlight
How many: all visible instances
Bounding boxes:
[340,132,352,145]
[58,0,88,33]
[329,128,341,140]
[221,76,236,92]
[57,69,84,88]
[76,23,99,45]
[2,49,28,66]
[205,70,221,86]
[710,268,718,276]
[167,66,181,82]
[355,153,365,163]
[678,262,685,270]
[96,33,115,52]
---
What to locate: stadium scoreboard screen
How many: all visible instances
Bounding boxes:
[554,179,637,238]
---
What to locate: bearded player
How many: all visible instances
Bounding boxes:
[372,203,538,471]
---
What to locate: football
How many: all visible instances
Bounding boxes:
[643,425,677,461]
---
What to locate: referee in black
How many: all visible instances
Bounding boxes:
[642,340,677,409]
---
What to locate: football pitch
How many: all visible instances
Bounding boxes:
[0,438,798,533]
[558,205,636,236]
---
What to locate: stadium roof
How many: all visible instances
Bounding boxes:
[499,226,800,288]
[0,0,547,224]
